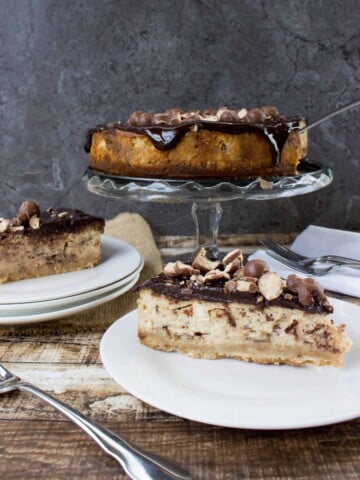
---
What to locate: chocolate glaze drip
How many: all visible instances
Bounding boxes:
[136,274,332,314]
[85,117,302,166]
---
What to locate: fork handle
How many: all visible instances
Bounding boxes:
[333,263,360,270]
[17,381,191,480]
[322,255,360,266]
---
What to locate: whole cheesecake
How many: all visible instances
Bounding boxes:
[136,248,352,367]
[85,106,308,179]
[0,201,105,283]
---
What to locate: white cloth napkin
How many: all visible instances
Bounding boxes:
[249,225,360,297]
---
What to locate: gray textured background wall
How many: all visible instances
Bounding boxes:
[0,0,359,237]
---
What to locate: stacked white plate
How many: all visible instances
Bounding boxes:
[0,236,143,325]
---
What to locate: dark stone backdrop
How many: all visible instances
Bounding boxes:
[0,0,359,237]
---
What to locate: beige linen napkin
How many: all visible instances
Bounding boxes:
[0,213,162,335]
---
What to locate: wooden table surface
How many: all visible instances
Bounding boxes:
[0,238,359,480]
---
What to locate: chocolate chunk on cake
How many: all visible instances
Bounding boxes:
[85,106,308,179]
[137,248,352,367]
[0,201,105,283]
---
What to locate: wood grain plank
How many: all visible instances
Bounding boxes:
[0,332,102,364]
[0,363,161,422]
[0,419,359,479]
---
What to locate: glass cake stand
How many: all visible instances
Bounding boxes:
[83,160,333,258]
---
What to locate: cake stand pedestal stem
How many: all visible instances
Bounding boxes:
[191,201,223,259]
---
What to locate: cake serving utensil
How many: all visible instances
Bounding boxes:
[299,99,360,133]
[0,363,191,480]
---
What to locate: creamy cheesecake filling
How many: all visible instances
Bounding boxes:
[137,291,351,366]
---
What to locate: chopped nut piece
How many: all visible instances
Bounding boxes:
[8,225,24,233]
[174,261,199,277]
[235,279,258,293]
[204,269,230,283]
[216,107,229,120]
[57,211,68,218]
[224,279,237,292]
[222,248,243,265]
[163,262,178,277]
[0,219,10,233]
[163,261,199,278]
[192,247,220,273]
[128,111,153,126]
[258,272,283,300]
[222,249,243,274]
[29,215,40,229]
[238,108,248,119]
[224,258,242,274]
[233,267,245,279]
[199,113,218,121]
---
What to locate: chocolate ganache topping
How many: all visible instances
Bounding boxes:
[85,106,303,165]
[137,247,333,314]
[0,201,104,235]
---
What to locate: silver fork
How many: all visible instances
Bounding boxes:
[0,363,191,480]
[261,239,360,267]
[264,250,360,276]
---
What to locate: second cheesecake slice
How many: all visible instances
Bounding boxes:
[137,248,352,367]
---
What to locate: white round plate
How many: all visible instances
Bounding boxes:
[0,272,139,325]
[100,298,360,430]
[0,258,144,312]
[0,236,142,304]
